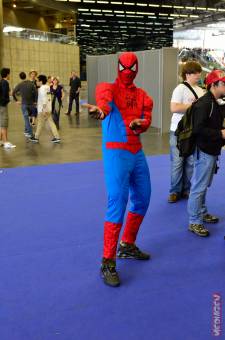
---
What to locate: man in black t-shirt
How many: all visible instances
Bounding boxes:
[0,68,16,148]
[65,70,81,115]
[188,70,225,237]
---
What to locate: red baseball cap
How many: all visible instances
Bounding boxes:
[205,70,225,86]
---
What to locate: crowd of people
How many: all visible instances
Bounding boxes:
[169,60,225,239]
[0,68,81,148]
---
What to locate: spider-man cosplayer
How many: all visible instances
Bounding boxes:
[87,52,153,287]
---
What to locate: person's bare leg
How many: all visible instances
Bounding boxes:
[1,128,8,143]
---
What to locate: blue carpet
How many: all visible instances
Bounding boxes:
[0,154,225,340]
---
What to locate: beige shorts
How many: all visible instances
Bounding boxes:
[0,106,9,128]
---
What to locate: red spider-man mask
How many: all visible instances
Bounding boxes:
[118,52,138,86]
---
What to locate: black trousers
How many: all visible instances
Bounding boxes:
[68,91,79,114]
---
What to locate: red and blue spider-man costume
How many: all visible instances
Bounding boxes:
[96,52,153,254]
[87,52,153,286]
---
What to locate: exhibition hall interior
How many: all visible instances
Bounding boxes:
[0,1,225,339]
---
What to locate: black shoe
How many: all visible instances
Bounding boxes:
[51,138,61,143]
[101,258,120,287]
[188,224,210,237]
[203,214,219,224]
[117,242,151,260]
[29,136,39,143]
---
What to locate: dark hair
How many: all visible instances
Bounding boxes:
[19,72,26,80]
[1,68,10,78]
[38,74,47,84]
[181,61,202,81]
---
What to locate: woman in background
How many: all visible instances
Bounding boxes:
[50,77,64,129]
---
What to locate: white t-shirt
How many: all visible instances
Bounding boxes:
[170,83,205,132]
[37,84,52,114]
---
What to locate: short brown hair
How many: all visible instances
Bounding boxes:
[181,61,202,81]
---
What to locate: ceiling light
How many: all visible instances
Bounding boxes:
[137,12,154,15]
[3,26,24,32]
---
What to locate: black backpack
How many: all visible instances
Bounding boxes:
[175,82,199,158]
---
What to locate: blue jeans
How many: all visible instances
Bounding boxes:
[21,104,33,135]
[188,149,217,225]
[169,131,193,194]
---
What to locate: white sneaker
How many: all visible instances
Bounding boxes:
[3,142,16,149]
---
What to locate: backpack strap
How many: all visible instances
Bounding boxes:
[183,81,199,100]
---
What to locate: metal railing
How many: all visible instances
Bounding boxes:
[3,25,77,45]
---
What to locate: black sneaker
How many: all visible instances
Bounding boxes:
[101,258,120,287]
[29,136,39,143]
[51,138,61,143]
[203,214,219,224]
[188,224,210,237]
[117,242,151,260]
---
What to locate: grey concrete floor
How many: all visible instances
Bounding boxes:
[0,91,169,168]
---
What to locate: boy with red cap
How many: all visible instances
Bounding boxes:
[85,52,153,287]
[188,70,225,237]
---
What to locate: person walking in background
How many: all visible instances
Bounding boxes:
[13,72,37,138]
[0,68,16,149]
[29,70,38,126]
[65,70,81,115]
[29,74,60,144]
[168,61,204,203]
[50,77,64,129]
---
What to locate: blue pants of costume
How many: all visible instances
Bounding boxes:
[102,148,151,258]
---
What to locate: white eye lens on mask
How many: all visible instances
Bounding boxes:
[119,63,125,71]
[130,64,137,72]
